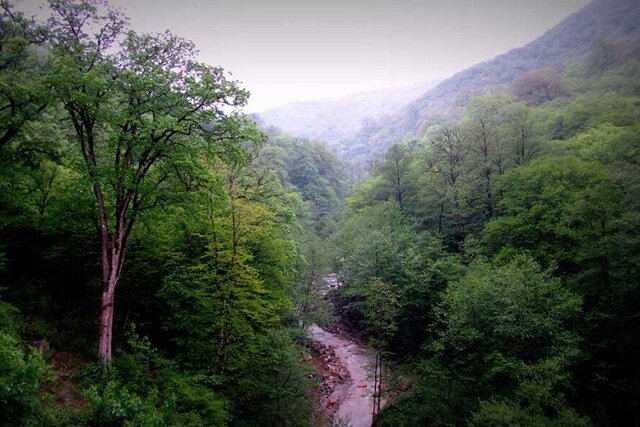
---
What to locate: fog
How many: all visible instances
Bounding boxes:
[20,0,590,111]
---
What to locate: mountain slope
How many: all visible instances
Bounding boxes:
[257,80,440,149]
[351,0,640,157]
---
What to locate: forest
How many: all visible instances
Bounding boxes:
[1,0,639,426]
[335,53,640,426]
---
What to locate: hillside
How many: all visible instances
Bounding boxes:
[2,1,640,426]
[347,0,640,159]
[257,80,440,151]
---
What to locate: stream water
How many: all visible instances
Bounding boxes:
[309,324,380,427]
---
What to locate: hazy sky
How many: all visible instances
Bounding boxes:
[21,0,591,111]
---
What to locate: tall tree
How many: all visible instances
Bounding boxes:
[425,126,471,243]
[364,277,398,420]
[463,94,511,219]
[47,0,259,364]
[378,143,412,212]
[507,103,541,166]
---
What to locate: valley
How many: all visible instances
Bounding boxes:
[1,0,639,426]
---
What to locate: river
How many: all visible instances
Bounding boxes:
[309,324,383,427]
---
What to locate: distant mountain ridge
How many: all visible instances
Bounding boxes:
[351,0,640,158]
[257,80,440,149]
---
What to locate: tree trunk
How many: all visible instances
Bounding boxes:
[372,349,379,421]
[484,167,493,219]
[95,192,128,366]
[99,285,115,363]
[98,250,124,365]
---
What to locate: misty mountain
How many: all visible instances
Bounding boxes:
[257,80,440,148]
[346,0,640,159]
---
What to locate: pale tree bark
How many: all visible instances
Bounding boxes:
[48,1,254,368]
[68,109,122,365]
[97,212,128,364]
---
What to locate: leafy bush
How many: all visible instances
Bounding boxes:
[0,300,49,426]
[84,381,166,427]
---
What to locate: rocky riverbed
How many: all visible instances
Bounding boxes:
[309,324,382,427]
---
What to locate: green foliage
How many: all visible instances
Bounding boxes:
[0,300,49,426]
[471,359,590,427]
[393,235,465,353]
[290,232,334,329]
[337,201,411,289]
[377,256,584,426]
[84,381,164,427]
[363,278,399,348]
[483,156,616,269]
[0,296,17,333]
[0,2,329,425]
[337,10,640,427]
[374,143,414,212]
[233,328,314,426]
[163,374,229,426]
[267,133,347,234]
[434,256,581,367]
[1,1,639,426]
[0,2,49,149]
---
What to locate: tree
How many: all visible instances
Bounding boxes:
[462,94,512,219]
[235,329,313,426]
[512,70,568,106]
[470,359,590,427]
[424,126,473,244]
[364,277,398,420]
[47,0,261,364]
[432,255,583,425]
[279,137,345,232]
[586,38,620,75]
[0,1,48,148]
[0,297,49,424]
[377,143,413,213]
[292,232,333,329]
[483,156,619,275]
[506,103,541,166]
[394,233,464,354]
[337,201,411,290]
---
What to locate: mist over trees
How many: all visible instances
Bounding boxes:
[1,0,639,426]
[333,33,640,425]
[0,0,347,424]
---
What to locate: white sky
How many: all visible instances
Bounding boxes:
[20,0,591,111]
